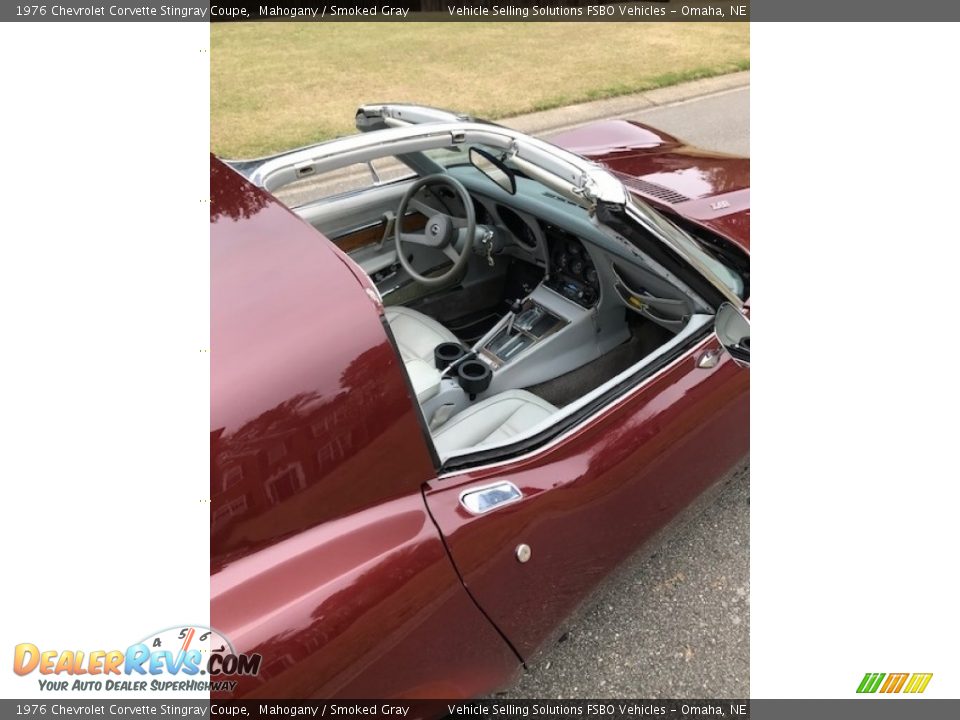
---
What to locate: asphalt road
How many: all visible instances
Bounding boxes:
[495,87,750,700]
[495,464,750,699]
[594,86,750,157]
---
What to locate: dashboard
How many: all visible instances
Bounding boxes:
[543,223,600,307]
[471,193,602,308]
[496,204,538,251]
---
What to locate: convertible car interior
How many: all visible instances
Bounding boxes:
[250,122,748,465]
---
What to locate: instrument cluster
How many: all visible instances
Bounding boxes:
[544,224,600,307]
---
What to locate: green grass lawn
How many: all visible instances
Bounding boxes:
[212,22,749,158]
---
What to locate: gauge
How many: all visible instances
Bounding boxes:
[522,225,537,248]
[558,253,569,269]
[571,260,584,276]
[585,268,598,285]
[497,205,538,249]
[472,198,489,224]
[134,624,236,678]
[567,242,581,256]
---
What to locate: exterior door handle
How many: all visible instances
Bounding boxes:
[459,482,522,515]
[697,348,723,369]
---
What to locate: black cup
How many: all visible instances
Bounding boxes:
[457,359,492,399]
[434,342,467,370]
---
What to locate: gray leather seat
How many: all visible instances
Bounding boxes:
[433,390,558,456]
[385,308,557,455]
[385,306,459,364]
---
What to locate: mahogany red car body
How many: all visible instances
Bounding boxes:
[210,118,749,699]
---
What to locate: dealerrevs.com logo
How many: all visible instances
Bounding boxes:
[13,625,261,693]
[857,672,933,694]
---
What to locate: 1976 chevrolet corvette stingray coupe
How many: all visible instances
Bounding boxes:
[211,104,749,699]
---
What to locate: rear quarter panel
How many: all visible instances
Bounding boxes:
[211,494,519,698]
[210,158,519,697]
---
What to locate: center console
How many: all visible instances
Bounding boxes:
[479,299,567,369]
[470,281,627,396]
[419,277,630,429]
[419,284,590,427]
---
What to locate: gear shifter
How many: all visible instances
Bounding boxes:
[505,298,523,334]
[515,305,544,332]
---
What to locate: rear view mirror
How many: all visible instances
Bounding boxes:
[715,303,750,367]
[469,147,516,195]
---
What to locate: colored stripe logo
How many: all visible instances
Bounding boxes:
[857,672,933,694]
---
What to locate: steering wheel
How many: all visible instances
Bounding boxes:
[395,174,476,288]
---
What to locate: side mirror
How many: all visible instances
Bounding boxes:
[715,303,750,367]
[469,147,516,195]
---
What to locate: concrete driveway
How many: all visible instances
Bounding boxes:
[496,83,750,700]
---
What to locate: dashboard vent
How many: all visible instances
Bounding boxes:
[627,178,691,205]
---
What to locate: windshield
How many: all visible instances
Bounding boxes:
[422,143,496,169]
[626,197,745,299]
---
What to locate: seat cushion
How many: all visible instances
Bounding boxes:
[433,390,558,456]
[385,306,459,365]
[403,357,442,404]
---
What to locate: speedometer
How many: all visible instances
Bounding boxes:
[473,198,489,225]
[497,205,538,250]
[522,224,537,248]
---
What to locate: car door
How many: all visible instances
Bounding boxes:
[422,330,749,659]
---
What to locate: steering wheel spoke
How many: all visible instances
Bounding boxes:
[399,230,433,247]
[442,245,460,263]
[409,197,438,217]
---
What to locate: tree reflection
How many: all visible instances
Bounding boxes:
[210,156,270,223]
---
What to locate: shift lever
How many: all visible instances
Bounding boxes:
[506,298,523,334]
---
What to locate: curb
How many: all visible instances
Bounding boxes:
[505,70,750,137]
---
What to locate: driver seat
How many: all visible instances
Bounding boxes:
[385,306,459,365]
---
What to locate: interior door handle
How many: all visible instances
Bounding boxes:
[459,482,522,515]
[380,211,395,247]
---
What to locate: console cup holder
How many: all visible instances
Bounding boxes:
[457,359,492,399]
[434,342,467,370]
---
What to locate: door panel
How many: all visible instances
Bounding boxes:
[423,334,748,659]
[296,179,412,242]
[328,212,428,254]
[296,181,450,281]
[330,213,429,278]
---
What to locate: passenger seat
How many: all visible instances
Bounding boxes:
[432,390,558,456]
